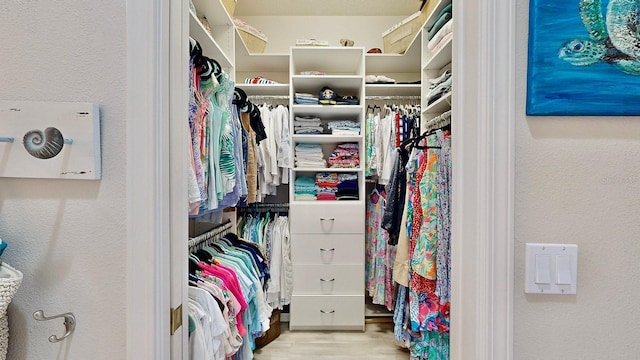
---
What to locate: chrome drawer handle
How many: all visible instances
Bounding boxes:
[320,309,335,314]
[319,218,335,221]
[320,248,335,252]
[320,278,336,282]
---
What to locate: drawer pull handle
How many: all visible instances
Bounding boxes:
[320,309,336,314]
[320,218,335,222]
[320,278,336,282]
[320,248,335,252]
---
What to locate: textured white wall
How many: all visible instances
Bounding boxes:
[0,1,127,359]
[515,0,640,358]
[239,16,405,53]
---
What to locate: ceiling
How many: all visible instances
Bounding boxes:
[234,0,423,16]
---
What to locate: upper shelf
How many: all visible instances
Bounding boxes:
[292,105,363,118]
[235,83,290,96]
[291,47,364,76]
[189,11,233,70]
[292,75,363,94]
[366,37,421,74]
[365,84,421,96]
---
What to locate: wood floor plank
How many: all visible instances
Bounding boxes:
[254,322,409,359]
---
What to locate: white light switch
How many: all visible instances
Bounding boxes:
[525,243,578,294]
[534,254,551,284]
[556,255,572,285]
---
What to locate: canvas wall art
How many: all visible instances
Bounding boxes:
[527,0,640,116]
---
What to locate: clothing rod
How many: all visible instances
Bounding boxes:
[188,220,233,249]
[238,203,290,210]
[247,95,290,100]
[365,95,421,100]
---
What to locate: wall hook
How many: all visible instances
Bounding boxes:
[32,310,76,343]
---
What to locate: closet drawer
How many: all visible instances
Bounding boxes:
[290,203,364,234]
[289,295,364,330]
[291,233,364,264]
[292,264,364,295]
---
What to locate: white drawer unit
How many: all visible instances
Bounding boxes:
[290,203,365,234]
[289,295,365,331]
[288,47,366,331]
[291,233,364,264]
[292,264,364,295]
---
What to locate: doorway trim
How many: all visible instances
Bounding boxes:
[125,0,516,358]
[451,0,515,359]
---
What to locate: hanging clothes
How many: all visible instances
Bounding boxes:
[365,104,420,183]
[388,128,451,360]
[237,208,293,310]
[188,228,273,360]
[365,188,396,311]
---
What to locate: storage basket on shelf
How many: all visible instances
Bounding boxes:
[222,0,236,16]
[233,18,268,53]
[382,0,440,54]
[0,262,22,360]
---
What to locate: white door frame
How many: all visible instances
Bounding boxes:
[125,0,188,359]
[451,0,515,358]
[125,0,516,358]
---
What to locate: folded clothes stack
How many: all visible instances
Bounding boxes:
[294,116,324,134]
[327,143,360,168]
[244,77,278,84]
[327,120,360,135]
[315,172,339,200]
[294,175,317,201]
[337,173,359,200]
[294,92,319,104]
[426,66,452,105]
[294,143,326,168]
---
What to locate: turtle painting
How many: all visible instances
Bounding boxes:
[559,0,640,75]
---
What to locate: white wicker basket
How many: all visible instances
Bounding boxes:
[0,263,22,360]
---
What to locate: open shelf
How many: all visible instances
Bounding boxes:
[365,39,421,74]
[291,47,364,75]
[423,37,453,71]
[423,91,452,114]
[292,75,363,94]
[365,84,421,97]
[293,167,362,172]
[292,105,363,118]
[235,83,290,96]
[292,134,362,144]
[235,50,290,73]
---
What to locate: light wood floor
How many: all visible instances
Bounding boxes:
[253,321,410,360]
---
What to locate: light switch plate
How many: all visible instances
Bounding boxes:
[525,243,578,294]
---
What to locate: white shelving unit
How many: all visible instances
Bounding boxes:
[288,46,366,331]
[191,0,237,80]
[421,0,453,128]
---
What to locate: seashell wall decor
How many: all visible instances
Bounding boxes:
[0,100,101,179]
[22,127,66,159]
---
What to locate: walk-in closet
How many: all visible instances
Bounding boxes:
[184,0,453,359]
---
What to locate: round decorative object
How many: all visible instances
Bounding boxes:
[22,127,65,159]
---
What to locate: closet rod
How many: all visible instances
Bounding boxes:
[188,220,233,250]
[247,95,290,100]
[365,95,421,100]
[238,203,289,211]
[424,110,452,131]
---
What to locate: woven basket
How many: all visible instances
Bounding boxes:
[0,263,22,360]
